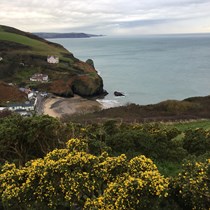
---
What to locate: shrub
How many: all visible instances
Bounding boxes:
[0,139,169,210]
[171,159,210,209]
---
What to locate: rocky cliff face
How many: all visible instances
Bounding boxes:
[47,60,104,97]
[0,25,105,98]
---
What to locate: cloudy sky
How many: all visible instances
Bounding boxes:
[1,0,210,35]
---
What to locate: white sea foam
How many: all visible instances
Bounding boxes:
[96,99,119,109]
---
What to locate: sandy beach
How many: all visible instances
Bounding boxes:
[43,95,102,118]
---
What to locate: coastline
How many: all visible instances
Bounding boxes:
[43,95,102,118]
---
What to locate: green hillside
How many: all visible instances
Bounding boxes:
[0,25,69,57]
[0,25,104,97]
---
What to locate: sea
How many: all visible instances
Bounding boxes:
[50,34,210,108]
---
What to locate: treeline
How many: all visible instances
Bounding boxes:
[0,114,209,209]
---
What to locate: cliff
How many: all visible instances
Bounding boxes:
[0,25,104,98]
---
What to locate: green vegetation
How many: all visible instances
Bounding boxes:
[0,32,60,55]
[0,114,209,209]
[0,143,169,210]
[66,97,210,124]
[0,27,69,58]
[0,25,104,97]
[172,120,210,131]
[0,115,71,165]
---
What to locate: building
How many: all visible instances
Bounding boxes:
[0,57,3,62]
[0,99,36,116]
[30,74,48,82]
[0,107,6,111]
[40,92,48,97]
[28,92,34,100]
[47,55,59,64]
[8,102,34,112]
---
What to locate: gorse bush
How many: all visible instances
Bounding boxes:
[0,138,209,210]
[1,115,209,167]
[81,122,185,161]
[171,159,210,209]
[0,138,169,210]
[0,113,210,209]
[183,128,210,156]
[0,115,70,165]
[1,115,209,181]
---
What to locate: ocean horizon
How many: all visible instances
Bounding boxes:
[49,34,210,108]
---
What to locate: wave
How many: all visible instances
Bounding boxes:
[96,99,119,109]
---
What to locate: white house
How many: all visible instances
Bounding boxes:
[23,103,34,111]
[28,92,34,100]
[30,74,48,82]
[8,102,34,112]
[47,55,59,64]
[0,107,7,111]
[8,104,23,111]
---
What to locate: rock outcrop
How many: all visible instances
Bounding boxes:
[114,91,125,97]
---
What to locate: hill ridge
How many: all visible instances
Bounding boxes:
[0,25,104,100]
[33,32,104,39]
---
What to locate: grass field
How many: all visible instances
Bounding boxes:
[0,31,69,58]
[168,119,210,131]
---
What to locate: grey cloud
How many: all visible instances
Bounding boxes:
[0,0,210,35]
[118,19,174,28]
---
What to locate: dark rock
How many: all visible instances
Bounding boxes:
[72,74,104,97]
[114,91,124,97]
[86,59,95,68]
[101,90,109,97]
[95,90,109,99]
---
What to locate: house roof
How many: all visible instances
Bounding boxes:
[8,102,34,107]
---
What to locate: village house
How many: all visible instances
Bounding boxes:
[7,101,35,112]
[0,107,6,111]
[47,55,59,64]
[30,74,48,82]
[8,103,33,112]
[28,92,34,100]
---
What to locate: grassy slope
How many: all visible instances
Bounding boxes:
[0,30,69,58]
[158,119,210,176]
[0,25,75,83]
[0,29,71,83]
[171,120,210,131]
[0,25,104,97]
[0,25,78,67]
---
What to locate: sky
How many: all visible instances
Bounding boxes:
[1,0,210,35]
